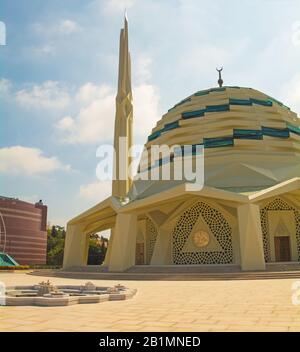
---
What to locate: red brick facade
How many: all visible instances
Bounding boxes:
[0,197,47,265]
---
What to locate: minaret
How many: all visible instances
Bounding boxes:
[112,13,133,198]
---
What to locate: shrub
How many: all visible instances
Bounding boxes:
[0,265,30,270]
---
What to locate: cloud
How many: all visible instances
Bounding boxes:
[1,77,162,145]
[0,78,12,95]
[79,180,112,201]
[15,81,71,109]
[75,82,113,106]
[33,19,82,36]
[57,20,81,34]
[56,84,115,143]
[56,116,75,130]
[1,79,71,110]
[56,82,162,144]
[31,19,82,57]
[133,83,161,141]
[0,146,70,175]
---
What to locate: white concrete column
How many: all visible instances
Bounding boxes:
[103,228,114,267]
[63,223,89,269]
[108,213,138,272]
[237,203,266,271]
[150,228,172,265]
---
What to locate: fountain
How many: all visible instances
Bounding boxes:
[0,281,137,306]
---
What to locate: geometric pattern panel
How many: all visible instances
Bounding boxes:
[260,198,300,262]
[172,201,233,264]
[182,214,223,253]
[145,217,158,264]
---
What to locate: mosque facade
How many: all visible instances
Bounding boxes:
[63,17,300,272]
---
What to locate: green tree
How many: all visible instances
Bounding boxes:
[46,227,108,266]
[47,225,66,266]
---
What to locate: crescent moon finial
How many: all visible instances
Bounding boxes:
[216,67,224,87]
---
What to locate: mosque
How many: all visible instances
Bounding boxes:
[63,16,300,272]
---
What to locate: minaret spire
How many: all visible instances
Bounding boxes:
[112,14,133,198]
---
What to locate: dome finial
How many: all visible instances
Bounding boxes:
[216,67,224,87]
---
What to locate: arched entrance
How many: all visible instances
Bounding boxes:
[260,198,300,262]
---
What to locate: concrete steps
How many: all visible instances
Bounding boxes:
[126,264,241,274]
[63,265,109,273]
[30,262,300,281]
[44,270,300,281]
[266,262,300,271]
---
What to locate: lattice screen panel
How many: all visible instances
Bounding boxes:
[172,201,233,264]
[145,217,158,264]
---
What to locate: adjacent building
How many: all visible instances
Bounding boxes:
[0,196,47,265]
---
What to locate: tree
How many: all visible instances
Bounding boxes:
[46,225,66,266]
[46,227,108,266]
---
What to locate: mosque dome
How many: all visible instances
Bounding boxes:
[134,86,300,196]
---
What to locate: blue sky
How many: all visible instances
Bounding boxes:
[0,0,300,228]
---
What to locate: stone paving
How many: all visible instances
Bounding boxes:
[1,271,300,332]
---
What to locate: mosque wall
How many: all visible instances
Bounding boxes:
[134,195,300,267]
[135,198,240,266]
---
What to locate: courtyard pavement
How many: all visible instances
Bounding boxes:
[1,271,300,332]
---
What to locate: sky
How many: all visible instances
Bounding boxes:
[0,0,300,228]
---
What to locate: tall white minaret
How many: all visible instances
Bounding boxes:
[112,13,133,198]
